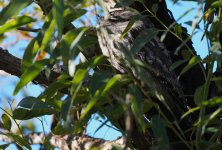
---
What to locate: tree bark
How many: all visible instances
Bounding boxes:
[0,130,128,150]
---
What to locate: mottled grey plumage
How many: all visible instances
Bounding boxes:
[97,2,190,117]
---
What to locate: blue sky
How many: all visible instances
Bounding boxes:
[0,0,208,149]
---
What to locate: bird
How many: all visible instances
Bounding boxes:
[96,0,197,149]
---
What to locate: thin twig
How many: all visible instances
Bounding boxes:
[17,27,40,32]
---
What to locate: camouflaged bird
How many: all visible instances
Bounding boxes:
[97,0,191,119]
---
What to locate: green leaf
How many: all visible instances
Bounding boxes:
[128,85,145,131]
[7,133,31,150]
[13,96,57,120]
[151,116,170,150]
[179,56,202,78]
[202,97,222,106]
[63,9,87,25]
[174,24,183,36]
[211,1,222,8]
[0,0,32,25]
[52,123,72,135]
[120,20,135,39]
[131,28,159,54]
[81,74,122,119]
[169,59,187,71]
[68,28,88,70]
[13,59,49,95]
[21,38,40,72]
[115,0,135,7]
[180,107,200,120]
[111,145,124,150]
[61,28,87,66]
[194,84,205,105]
[41,20,56,51]
[1,114,11,131]
[0,144,10,149]
[78,31,98,49]
[40,76,70,100]
[52,0,64,37]
[89,71,112,95]
[102,74,123,94]
[72,69,88,86]
[43,134,54,150]
[0,16,36,34]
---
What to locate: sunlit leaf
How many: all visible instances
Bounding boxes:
[202,97,222,106]
[21,38,40,72]
[179,56,202,78]
[40,20,56,51]
[13,59,49,95]
[211,1,222,8]
[63,9,87,25]
[0,0,32,25]
[1,114,11,131]
[112,145,124,150]
[61,28,87,66]
[180,107,200,120]
[81,74,123,119]
[0,16,36,34]
[13,96,57,120]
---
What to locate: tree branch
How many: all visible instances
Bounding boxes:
[0,47,60,87]
[0,132,128,150]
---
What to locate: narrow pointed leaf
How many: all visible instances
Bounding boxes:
[151,116,170,150]
[0,16,36,34]
[41,20,56,51]
[52,0,64,37]
[14,59,49,95]
[131,28,159,54]
[13,96,57,120]
[179,56,202,78]
[7,133,31,150]
[1,114,11,131]
[21,38,40,72]
[0,0,32,25]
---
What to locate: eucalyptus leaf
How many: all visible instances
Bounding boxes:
[0,16,36,34]
[151,116,170,150]
[13,59,49,95]
[1,114,11,131]
[52,0,64,38]
[13,96,57,120]
[0,0,32,25]
[7,133,31,150]
[131,28,159,54]
[178,56,202,78]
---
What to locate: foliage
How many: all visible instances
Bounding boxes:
[0,0,222,149]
